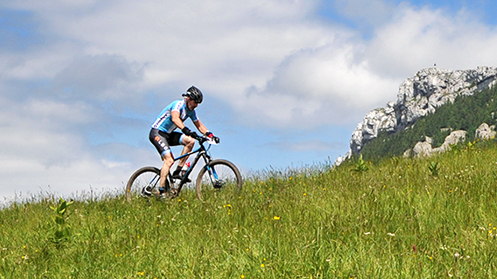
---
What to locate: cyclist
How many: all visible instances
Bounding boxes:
[143,86,219,196]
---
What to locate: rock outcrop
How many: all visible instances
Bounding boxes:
[336,66,497,165]
[408,130,467,158]
[475,123,496,140]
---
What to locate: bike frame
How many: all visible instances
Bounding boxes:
[164,137,214,193]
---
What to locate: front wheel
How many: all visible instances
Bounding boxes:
[195,159,243,200]
[125,166,160,202]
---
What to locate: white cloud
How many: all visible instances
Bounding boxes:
[0,94,157,201]
[333,0,396,27]
[365,6,497,79]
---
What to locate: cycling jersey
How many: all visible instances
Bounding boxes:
[151,100,199,133]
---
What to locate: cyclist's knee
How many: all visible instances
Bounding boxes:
[183,136,195,148]
[162,152,174,165]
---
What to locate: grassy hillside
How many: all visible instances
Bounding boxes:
[2,140,497,278]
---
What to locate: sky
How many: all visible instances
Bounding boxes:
[2,0,497,202]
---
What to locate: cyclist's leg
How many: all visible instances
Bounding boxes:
[178,134,195,166]
[150,129,178,189]
[160,152,174,188]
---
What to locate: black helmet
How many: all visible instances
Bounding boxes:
[183,86,203,104]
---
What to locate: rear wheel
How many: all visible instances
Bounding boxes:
[125,167,160,202]
[195,159,243,200]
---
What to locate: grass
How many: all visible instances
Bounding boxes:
[1,140,497,278]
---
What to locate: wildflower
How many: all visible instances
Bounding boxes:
[303,193,307,196]
[261,263,265,267]
[273,216,281,220]
[241,275,245,278]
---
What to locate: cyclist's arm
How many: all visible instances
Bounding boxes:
[193,119,209,135]
[171,110,186,130]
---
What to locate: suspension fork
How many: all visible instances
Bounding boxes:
[201,154,218,183]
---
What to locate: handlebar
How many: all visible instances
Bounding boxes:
[196,135,219,145]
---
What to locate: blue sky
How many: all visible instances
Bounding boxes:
[2,0,497,201]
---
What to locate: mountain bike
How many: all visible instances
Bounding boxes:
[126,135,243,201]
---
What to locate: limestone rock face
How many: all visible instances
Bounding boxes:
[475,123,496,140]
[410,130,467,158]
[337,66,497,164]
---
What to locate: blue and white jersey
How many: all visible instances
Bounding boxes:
[151,100,199,133]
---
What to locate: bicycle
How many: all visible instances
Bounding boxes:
[126,135,243,201]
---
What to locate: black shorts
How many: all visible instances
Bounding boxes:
[149,128,184,158]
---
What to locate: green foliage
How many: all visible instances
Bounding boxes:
[361,86,497,161]
[351,154,369,173]
[48,198,74,244]
[2,143,497,277]
[427,161,439,176]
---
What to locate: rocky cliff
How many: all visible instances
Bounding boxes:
[336,66,497,164]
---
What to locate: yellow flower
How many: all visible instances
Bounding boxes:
[241,275,245,278]
[303,193,307,196]
[261,263,265,268]
[273,216,281,220]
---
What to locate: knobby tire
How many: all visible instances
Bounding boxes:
[195,159,243,200]
[125,166,160,202]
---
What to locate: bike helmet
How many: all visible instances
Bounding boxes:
[183,86,203,104]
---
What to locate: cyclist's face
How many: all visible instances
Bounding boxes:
[186,98,198,110]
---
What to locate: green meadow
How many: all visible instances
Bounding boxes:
[1,141,497,278]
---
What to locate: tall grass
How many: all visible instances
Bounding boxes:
[1,141,497,278]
